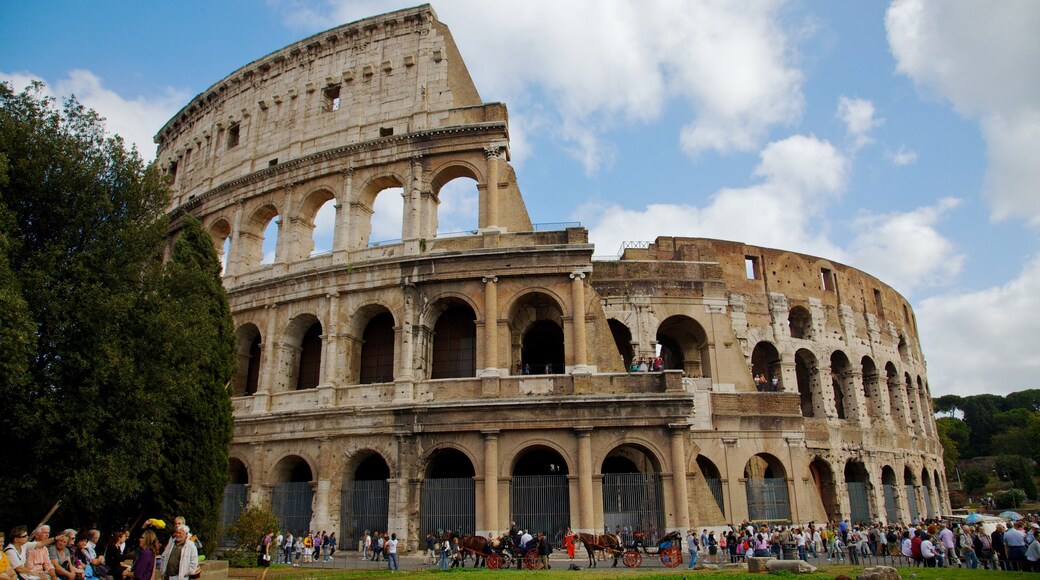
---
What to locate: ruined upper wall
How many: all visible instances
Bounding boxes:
[155,4,488,206]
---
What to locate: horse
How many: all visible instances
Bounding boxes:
[457,535,489,567]
[576,533,622,568]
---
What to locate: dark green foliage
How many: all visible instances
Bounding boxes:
[992,489,1027,509]
[994,454,1037,500]
[226,505,279,552]
[0,81,234,542]
[935,418,961,475]
[961,467,989,494]
[932,389,1040,461]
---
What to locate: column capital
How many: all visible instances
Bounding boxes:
[668,423,690,432]
[482,275,498,284]
[481,429,501,438]
[569,271,587,280]
[574,426,594,436]
[484,146,502,160]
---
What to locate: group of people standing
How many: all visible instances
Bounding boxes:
[1,518,200,580]
[261,529,336,567]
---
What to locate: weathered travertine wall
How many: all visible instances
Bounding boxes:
[158,4,947,552]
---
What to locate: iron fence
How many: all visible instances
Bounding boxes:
[883,484,898,523]
[271,481,313,536]
[923,489,933,518]
[220,484,247,546]
[341,479,389,545]
[705,478,725,514]
[420,478,475,537]
[847,482,871,524]
[905,485,919,521]
[602,473,664,545]
[745,478,791,522]
[510,475,570,541]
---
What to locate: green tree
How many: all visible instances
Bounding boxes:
[994,454,1037,501]
[0,82,234,536]
[959,394,1005,457]
[935,417,961,475]
[961,467,989,495]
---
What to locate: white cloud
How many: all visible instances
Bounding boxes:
[436,178,479,234]
[886,0,1040,225]
[2,69,187,162]
[277,1,805,171]
[918,255,1040,396]
[836,96,882,151]
[581,134,847,258]
[845,197,964,294]
[888,145,918,166]
[370,188,404,243]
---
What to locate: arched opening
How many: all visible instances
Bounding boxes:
[432,174,479,237]
[886,362,903,424]
[232,324,262,397]
[260,217,279,265]
[656,315,711,378]
[510,447,570,540]
[430,303,476,379]
[221,459,249,545]
[897,335,909,363]
[602,446,664,544]
[795,349,818,417]
[341,453,390,547]
[921,468,934,518]
[809,458,838,522]
[296,322,323,390]
[744,454,791,522]
[933,469,944,514]
[239,204,279,269]
[360,311,395,384]
[904,467,919,522]
[308,196,336,257]
[861,356,881,419]
[830,351,852,419]
[369,186,404,246]
[788,306,812,340]
[696,456,725,516]
[208,219,231,275]
[918,376,932,436]
[905,373,918,431]
[509,292,566,375]
[844,461,871,524]
[607,319,634,371]
[751,341,782,390]
[420,449,476,536]
[271,456,314,535]
[882,466,898,523]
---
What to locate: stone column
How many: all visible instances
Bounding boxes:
[888,375,908,429]
[318,293,339,407]
[576,428,595,533]
[404,157,423,240]
[669,425,691,530]
[484,147,500,230]
[843,369,869,426]
[333,169,353,257]
[570,272,589,373]
[395,285,415,402]
[274,185,294,264]
[482,431,500,536]
[312,479,331,532]
[227,201,244,277]
[254,304,278,412]
[480,276,499,376]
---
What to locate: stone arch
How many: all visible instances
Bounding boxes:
[861,356,883,419]
[206,216,232,273]
[233,323,262,396]
[921,468,935,517]
[696,455,725,515]
[903,466,920,521]
[510,445,571,540]
[607,318,635,371]
[601,443,665,543]
[897,334,909,363]
[881,465,899,523]
[240,202,280,269]
[809,457,838,522]
[795,348,820,417]
[656,315,711,378]
[419,446,477,536]
[229,456,250,484]
[430,160,484,194]
[294,186,337,259]
[271,454,315,535]
[283,313,322,391]
[424,297,477,379]
[507,290,566,375]
[844,460,871,524]
[356,173,406,247]
[904,372,919,432]
[354,305,396,384]
[886,362,905,425]
[789,306,812,340]
[341,450,391,545]
[830,350,853,419]
[429,162,481,237]
[933,468,944,514]
[751,341,782,389]
[221,457,251,543]
[744,453,791,522]
[917,376,932,436]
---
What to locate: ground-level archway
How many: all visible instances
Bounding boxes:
[271,456,314,535]
[696,456,725,516]
[904,467,919,522]
[601,445,664,545]
[419,449,476,536]
[744,454,791,522]
[844,461,871,524]
[809,458,838,522]
[882,466,898,523]
[220,459,249,545]
[340,453,391,546]
[510,446,570,542]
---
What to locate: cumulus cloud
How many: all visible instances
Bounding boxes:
[845,197,964,294]
[887,145,918,166]
[275,0,805,172]
[2,69,187,162]
[886,0,1040,225]
[836,96,882,151]
[581,134,847,257]
[918,255,1040,396]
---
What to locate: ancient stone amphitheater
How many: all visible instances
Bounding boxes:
[156,5,947,550]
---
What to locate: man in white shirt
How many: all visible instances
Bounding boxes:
[920,535,937,567]
[5,525,56,580]
[384,533,399,572]
[939,523,957,566]
[520,531,533,549]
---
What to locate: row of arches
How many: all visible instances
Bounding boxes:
[787,305,914,364]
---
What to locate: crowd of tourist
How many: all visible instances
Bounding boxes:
[261,530,337,566]
[1,517,202,580]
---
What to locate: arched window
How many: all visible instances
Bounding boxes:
[656,315,711,377]
[360,312,395,384]
[296,322,322,390]
[789,306,812,340]
[607,319,634,371]
[431,304,476,379]
[233,324,262,396]
[795,349,818,417]
[744,454,791,522]
[509,292,566,375]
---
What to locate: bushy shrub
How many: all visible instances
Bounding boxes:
[213,548,257,568]
[226,505,279,552]
[993,488,1027,509]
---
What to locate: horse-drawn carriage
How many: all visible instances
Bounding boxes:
[621,530,683,568]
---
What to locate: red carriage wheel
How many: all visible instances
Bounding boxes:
[486,553,502,570]
[523,550,543,570]
[660,546,682,568]
[623,549,642,568]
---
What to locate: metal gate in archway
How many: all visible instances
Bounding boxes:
[420,478,475,536]
[220,484,247,546]
[883,484,898,523]
[341,480,388,545]
[923,489,934,518]
[272,481,313,535]
[745,478,791,522]
[603,473,664,545]
[510,475,570,541]
[905,485,919,521]
[706,478,725,514]
[847,482,871,523]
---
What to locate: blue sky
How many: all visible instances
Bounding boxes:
[3,1,1039,397]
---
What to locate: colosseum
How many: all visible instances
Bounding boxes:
[156,4,948,550]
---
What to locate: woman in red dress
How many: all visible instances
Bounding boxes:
[564,528,576,559]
